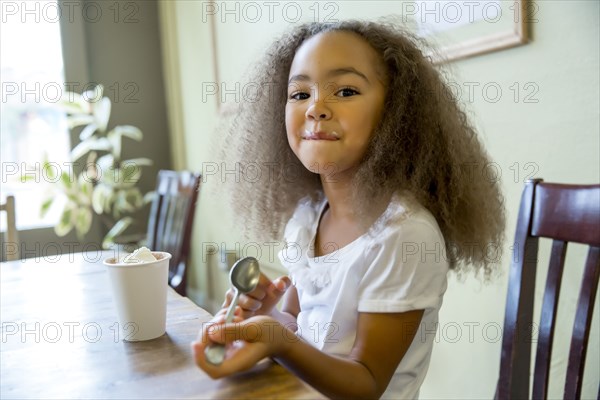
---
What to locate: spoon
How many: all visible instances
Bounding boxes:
[204,256,260,366]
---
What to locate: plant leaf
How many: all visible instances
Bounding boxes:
[74,207,93,238]
[122,158,153,167]
[113,188,141,215]
[40,196,55,218]
[66,114,95,129]
[143,191,156,205]
[84,151,99,181]
[120,163,142,187]
[113,125,143,141]
[21,173,38,183]
[92,183,115,214]
[78,174,93,205]
[107,129,122,160]
[83,84,104,104]
[60,92,89,114]
[102,217,133,249]
[55,204,75,236]
[125,187,143,209]
[96,154,114,175]
[60,171,73,190]
[102,163,142,188]
[105,188,116,214]
[94,97,111,132]
[70,137,111,162]
[92,184,106,214]
[79,123,98,140]
[100,167,117,187]
[42,160,57,181]
[112,189,133,219]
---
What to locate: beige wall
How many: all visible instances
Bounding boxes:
[159,1,599,398]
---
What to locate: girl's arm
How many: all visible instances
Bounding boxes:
[193,306,423,399]
[275,310,423,399]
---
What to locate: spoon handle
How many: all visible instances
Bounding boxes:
[224,289,240,323]
[204,289,240,366]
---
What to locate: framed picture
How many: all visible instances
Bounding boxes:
[407,0,534,63]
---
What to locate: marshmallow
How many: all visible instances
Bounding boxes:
[122,247,157,263]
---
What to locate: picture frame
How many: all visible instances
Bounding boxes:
[409,0,533,63]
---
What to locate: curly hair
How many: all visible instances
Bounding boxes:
[218,19,506,278]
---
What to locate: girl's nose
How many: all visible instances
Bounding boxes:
[305,98,331,121]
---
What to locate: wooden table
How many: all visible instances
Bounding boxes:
[0,251,324,399]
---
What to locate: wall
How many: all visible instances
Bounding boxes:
[159,1,599,398]
[76,0,172,232]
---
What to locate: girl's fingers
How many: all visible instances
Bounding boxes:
[193,317,279,379]
[232,314,244,323]
[238,294,262,312]
[233,306,253,320]
[272,276,292,293]
[221,342,268,374]
[206,316,257,344]
[215,308,225,317]
[237,308,256,320]
[194,340,263,379]
[221,289,234,307]
[245,272,278,300]
[246,287,266,300]
[205,312,246,343]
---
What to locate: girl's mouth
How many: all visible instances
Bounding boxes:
[301,130,340,141]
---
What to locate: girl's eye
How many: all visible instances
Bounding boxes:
[337,87,359,97]
[289,92,310,101]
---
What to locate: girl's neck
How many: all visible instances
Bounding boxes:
[319,170,392,224]
[315,172,392,258]
[319,169,358,221]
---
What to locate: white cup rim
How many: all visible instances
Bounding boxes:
[103,251,172,268]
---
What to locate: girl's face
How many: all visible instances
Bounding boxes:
[285,31,387,180]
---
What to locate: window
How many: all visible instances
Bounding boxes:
[1,0,71,231]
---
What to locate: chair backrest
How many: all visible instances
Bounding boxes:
[1,195,20,261]
[497,179,600,399]
[146,170,201,296]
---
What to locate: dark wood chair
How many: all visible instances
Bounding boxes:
[496,179,600,399]
[147,170,201,296]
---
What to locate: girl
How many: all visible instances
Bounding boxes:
[192,20,505,399]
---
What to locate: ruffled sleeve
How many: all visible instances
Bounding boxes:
[358,218,449,313]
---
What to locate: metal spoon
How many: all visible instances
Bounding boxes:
[204,256,260,365]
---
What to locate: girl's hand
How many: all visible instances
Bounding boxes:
[191,315,294,379]
[221,273,291,320]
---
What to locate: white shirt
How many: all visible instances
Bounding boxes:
[278,193,449,399]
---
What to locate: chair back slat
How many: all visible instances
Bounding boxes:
[146,170,201,296]
[162,196,189,279]
[496,179,600,400]
[532,239,567,399]
[155,193,172,252]
[564,246,600,399]
[531,183,600,246]
[498,179,541,399]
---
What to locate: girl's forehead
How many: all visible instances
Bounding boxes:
[289,31,385,80]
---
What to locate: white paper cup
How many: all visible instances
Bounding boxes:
[103,251,172,341]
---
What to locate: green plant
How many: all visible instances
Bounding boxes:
[41,84,154,248]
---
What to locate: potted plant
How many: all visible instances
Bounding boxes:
[40,84,154,248]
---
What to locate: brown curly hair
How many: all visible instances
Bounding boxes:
[218,19,505,278]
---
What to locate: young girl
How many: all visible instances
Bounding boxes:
[192,20,505,399]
